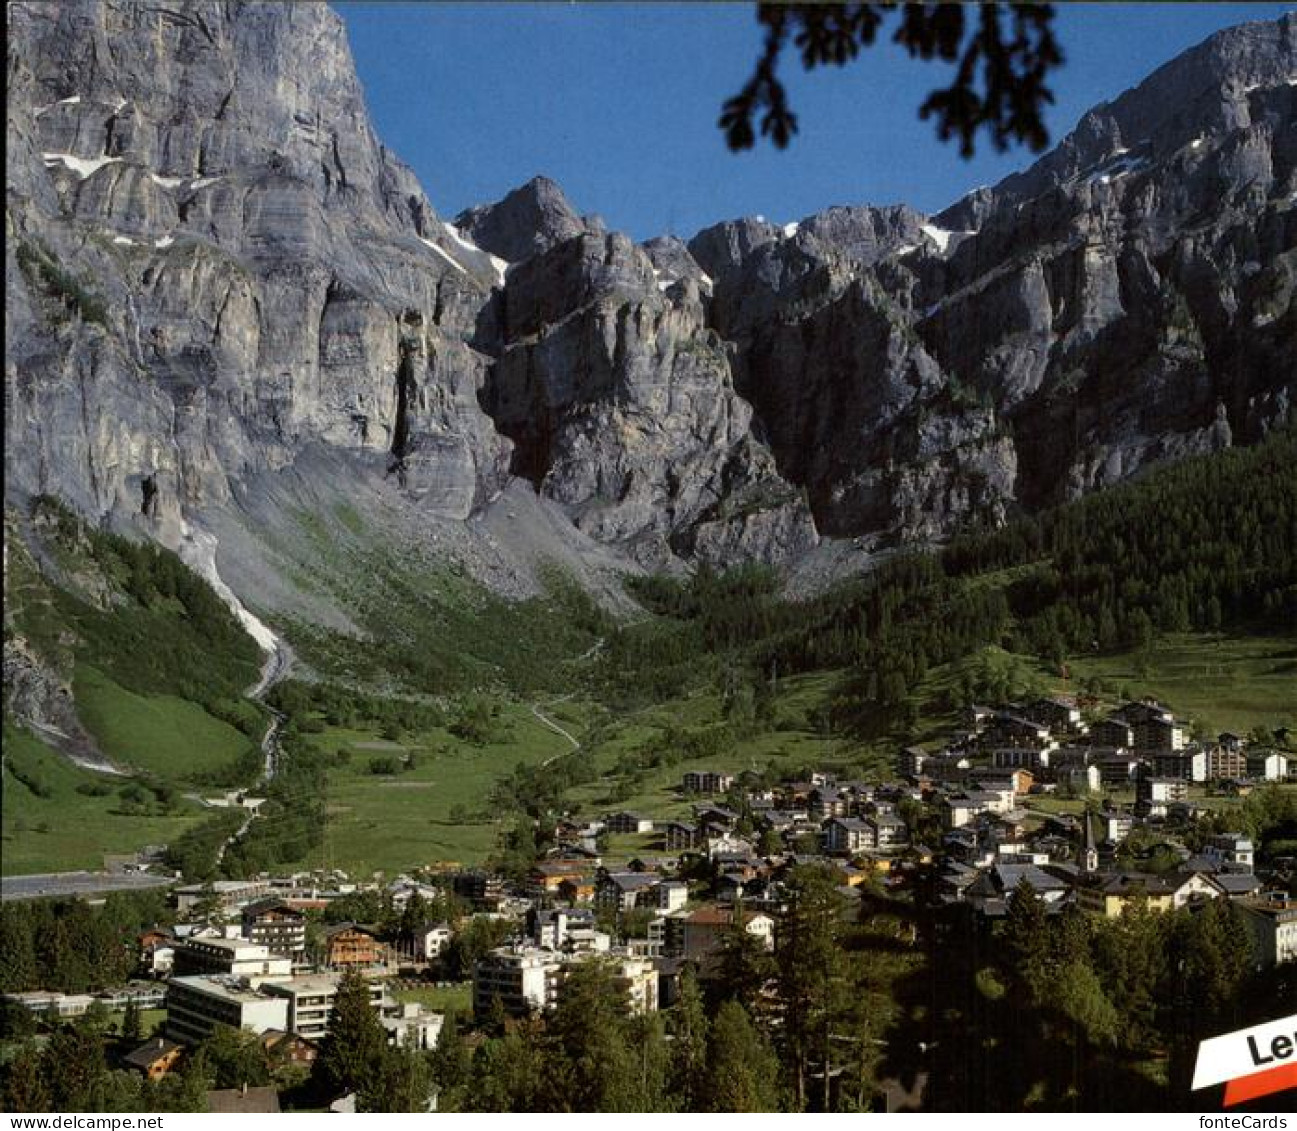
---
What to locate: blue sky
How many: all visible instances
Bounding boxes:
[336,3,1291,240]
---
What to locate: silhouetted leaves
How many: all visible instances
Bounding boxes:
[723,3,1063,158]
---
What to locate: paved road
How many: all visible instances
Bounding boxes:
[1,871,174,902]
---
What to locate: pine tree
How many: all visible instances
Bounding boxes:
[669,967,710,1110]
[0,906,40,992]
[0,1044,51,1112]
[703,1001,784,1112]
[626,1011,674,1112]
[312,971,388,1100]
[711,905,773,1016]
[775,865,849,1109]
[999,878,1049,993]
[358,1036,431,1113]
[399,893,427,959]
[466,1022,548,1112]
[41,1023,108,1110]
[198,1024,270,1090]
[546,957,640,1110]
[121,1000,143,1046]
[429,1012,473,1110]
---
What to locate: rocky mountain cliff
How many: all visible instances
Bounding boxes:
[5,2,1295,597]
[682,13,1296,540]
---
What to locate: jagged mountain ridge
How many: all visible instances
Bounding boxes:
[675,12,1295,538]
[5,2,1295,591]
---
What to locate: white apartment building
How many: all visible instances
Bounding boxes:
[261,974,387,1041]
[473,948,563,1018]
[172,937,293,985]
[165,976,289,1044]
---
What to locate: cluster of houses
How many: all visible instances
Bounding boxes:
[6,694,1293,1099]
[5,879,446,1100]
[913,697,1292,794]
[455,695,1294,1017]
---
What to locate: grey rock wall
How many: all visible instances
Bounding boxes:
[5,2,1293,578]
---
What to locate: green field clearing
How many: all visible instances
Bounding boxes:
[391,983,472,1015]
[73,666,258,781]
[294,701,583,873]
[905,633,1297,750]
[1045,633,1297,734]
[1,724,206,875]
[564,673,855,823]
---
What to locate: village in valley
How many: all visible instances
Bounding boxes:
[5,687,1294,1112]
[6,0,1297,1113]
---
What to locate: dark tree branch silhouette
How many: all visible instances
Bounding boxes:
[722,2,1064,157]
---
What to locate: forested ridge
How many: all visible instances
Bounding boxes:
[603,426,1297,729]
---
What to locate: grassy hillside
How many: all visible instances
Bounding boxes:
[73,666,259,783]
[1048,634,1297,735]
[4,428,1292,878]
[257,504,610,695]
[1,724,207,874]
[4,500,266,873]
[269,700,581,874]
[207,430,1297,872]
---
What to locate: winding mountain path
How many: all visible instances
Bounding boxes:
[533,695,581,766]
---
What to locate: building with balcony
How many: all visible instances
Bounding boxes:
[172,938,292,984]
[165,976,289,1044]
[261,974,386,1041]
[473,948,563,1019]
[241,899,307,957]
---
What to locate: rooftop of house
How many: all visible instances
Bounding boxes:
[601,872,660,891]
[167,976,274,1004]
[206,1085,281,1114]
[531,859,590,876]
[992,863,1069,892]
[262,974,356,996]
[991,712,1050,731]
[180,936,270,954]
[322,922,379,941]
[122,1038,183,1070]
[1082,872,1180,895]
[1212,873,1262,895]
[242,897,302,919]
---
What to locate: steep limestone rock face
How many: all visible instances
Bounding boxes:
[687,205,927,343]
[677,15,1295,539]
[683,210,1012,542]
[742,280,1016,539]
[938,13,1297,228]
[4,2,1293,585]
[641,235,712,294]
[5,0,511,540]
[688,216,783,282]
[797,204,930,266]
[481,232,817,566]
[455,176,600,265]
[908,17,1297,507]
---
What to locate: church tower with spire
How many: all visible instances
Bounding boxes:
[1079,809,1099,874]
